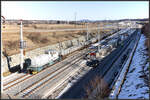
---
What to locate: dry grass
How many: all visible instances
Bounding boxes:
[4,40,20,50]
[31,24,85,30]
[2,23,113,56]
[84,76,110,99]
[26,33,50,44]
[3,23,89,31]
[2,31,83,56]
[3,71,11,77]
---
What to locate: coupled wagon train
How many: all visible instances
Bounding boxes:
[22,29,136,74]
[85,29,134,68]
[24,49,62,74]
[22,36,97,74]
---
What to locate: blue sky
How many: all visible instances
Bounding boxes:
[1,1,149,20]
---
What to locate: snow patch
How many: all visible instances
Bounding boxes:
[118,34,149,99]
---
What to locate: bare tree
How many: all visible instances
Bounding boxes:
[84,76,110,99]
[52,32,56,37]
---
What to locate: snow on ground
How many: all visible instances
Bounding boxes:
[118,34,149,99]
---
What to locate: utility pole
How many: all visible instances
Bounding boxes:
[117,20,119,31]
[125,21,127,29]
[59,41,62,56]
[20,19,24,71]
[116,19,120,38]
[86,23,89,41]
[107,18,109,30]
[19,20,24,95]
[74,12,77,28]
[130,20,132,29]
[105,18,107,31]
[1,15,5,93]
[98,24,101,51]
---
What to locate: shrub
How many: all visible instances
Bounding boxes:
[52,32,56,37]
[84,76,110,99]
[4,40,20,50]
[141,23,150,53]
[24,24,29,27]
[141,23,150,37]
[33,25,37,29]
[26,33,49,44]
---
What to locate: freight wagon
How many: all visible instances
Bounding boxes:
[85,33,130,68]
[24,49,61,74]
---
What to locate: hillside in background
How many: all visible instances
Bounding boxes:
[5,18,149,24]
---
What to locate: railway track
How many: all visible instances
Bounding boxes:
[44,31,133,98]
[3,29,124,98]
[21,57,85,98]
[58,29,139,99]
[48,30,137,99]
[88,29,140,99]
[3,48,88,97]
[2,33,97,92]
[100,29,138,87]
[45,62,91,99]
[3,74,31,91]
[115,30,141,98]
[3,28,120,88]
[3,74,28,86]
[3,48,87,90]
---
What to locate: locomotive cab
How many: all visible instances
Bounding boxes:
[24,49,60,74]
[86,52,99,68]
